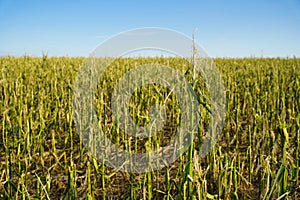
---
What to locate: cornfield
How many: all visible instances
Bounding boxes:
[0,56,299,199]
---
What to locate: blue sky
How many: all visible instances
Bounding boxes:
[0,0,299,57]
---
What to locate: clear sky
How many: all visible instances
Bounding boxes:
[0,0,300,57]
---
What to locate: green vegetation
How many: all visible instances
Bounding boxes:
[0,56,299,199]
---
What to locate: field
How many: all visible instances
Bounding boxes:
[0,56,299,199]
